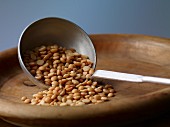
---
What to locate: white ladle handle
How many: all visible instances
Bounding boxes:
[142,76,170,85]
[91,70,170,85]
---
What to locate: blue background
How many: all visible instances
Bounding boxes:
[0,0,170,51]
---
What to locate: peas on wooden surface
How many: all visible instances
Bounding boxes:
[22,44,116,106]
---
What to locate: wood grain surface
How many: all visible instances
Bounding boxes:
[1,34,170,127]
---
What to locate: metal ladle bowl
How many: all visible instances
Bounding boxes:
[18,17,96,89]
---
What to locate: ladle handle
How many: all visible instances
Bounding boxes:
[91,70,170,85]
[142,76,170,85]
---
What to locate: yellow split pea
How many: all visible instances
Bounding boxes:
[22,44,115,106]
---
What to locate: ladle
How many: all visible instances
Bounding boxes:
[18,17,170,89]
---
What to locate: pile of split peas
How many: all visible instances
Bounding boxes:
[21,44,115,106]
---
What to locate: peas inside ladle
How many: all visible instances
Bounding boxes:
[18,17,96,89]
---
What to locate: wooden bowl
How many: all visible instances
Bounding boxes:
[1,34,170,127]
